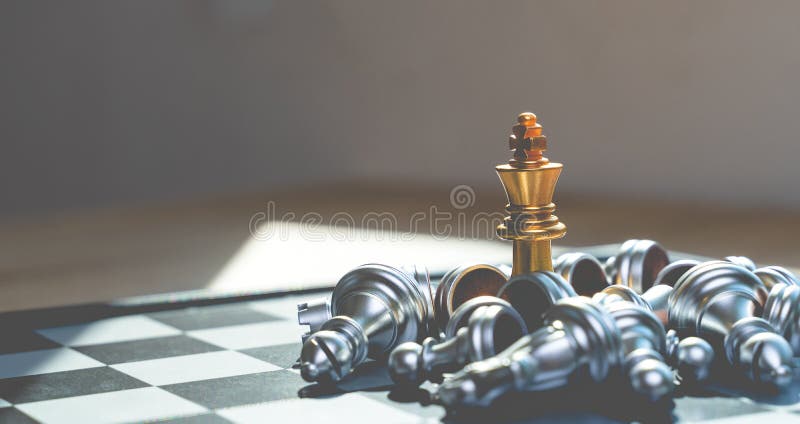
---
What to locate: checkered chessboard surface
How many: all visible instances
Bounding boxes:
[0,293,447,424]
[3,269,800,422]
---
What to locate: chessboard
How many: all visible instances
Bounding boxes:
[1,245,800,424]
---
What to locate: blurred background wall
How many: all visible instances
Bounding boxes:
[2,0,800,217]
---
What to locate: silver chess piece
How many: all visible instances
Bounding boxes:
[754,266,800,291]
[665,329,714,382]
[297,298,331,343]
[434,264,510,334]
[496,271,577,331]
[604,302,673,401]
[388,296,527,386]
[436,297,623,408]
[605,239,670,293]
[725,256,757,271]
[763,283,800,355]
[299,264,434,383]
[553,252,610,296]
[592,285,649,308]
[592,284,673,326]
[298,264,433,343]
[654,259,700,287]
[669,261,793,386]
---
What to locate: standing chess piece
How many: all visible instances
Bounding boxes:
[605,239,670,293]
[388,296,527,386]
[496,271,577,331]
[654,259,700,287]
[669,261,793,386]
[553,252,610,296]
[299,264,434,383]
[436,297,623,407]
[604,302,674,401]
[665,330,714,382]
[496,112,566,275]
[434,264,510,334]
[593,284,673,326]
[763,283,800,355]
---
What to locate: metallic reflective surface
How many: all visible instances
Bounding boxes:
[299,264,432,383]
[592,284,673,326]
[668,261,793,386]
[593,285,650,309]
[641,285,674,326]
[763,283,800,355]
[608,239,670,293]
[665,330,714,382]
[604,302,673,401]
[675,337,714,381]
[388,298,526,386]
[496,113,566,275]
[654,259,701,287]
[436,297,622,407]
[434,264,509,334]
[497,271,577,331]
[755,266,800,291]
[553,252,609,296]
[444,296,515,338]
[297,297,331,343]
[725,256,757,271]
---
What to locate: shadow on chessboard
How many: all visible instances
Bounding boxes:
[295,358,800,423]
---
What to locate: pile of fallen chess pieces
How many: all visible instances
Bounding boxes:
[296,239,800,408]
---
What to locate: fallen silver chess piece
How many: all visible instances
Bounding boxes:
[755,265,800,290]
[553,252,609,296]
[763,282,800,355]
[653,259,700,287]
[604,301,674,401]
[434,264,510,334]
[669,261,793,386]
[592,284,673,326]
[436,297,623,407]
[665,329,714,382]
[496,271,577,331]
[605,239,670,294]
[388,296,526,386]
[298,264,434,383]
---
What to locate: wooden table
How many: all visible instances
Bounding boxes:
[1,183,798,312]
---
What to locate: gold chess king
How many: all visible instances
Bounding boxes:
[496,112,566,275]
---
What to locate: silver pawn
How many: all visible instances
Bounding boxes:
[553,252,610,296]
[436,297,623,408]
[592,284,673,326]
[755,266,800,291]
[299,264,434,383]
[605,239,670,293]
[388,296,527,386]
[763,283,800,355]
[654,259,701,287]
[604,302,674,401]
[665,329,714,382]
[434,264,510,334]
[669,261,793,386]
[496,271,577,331]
